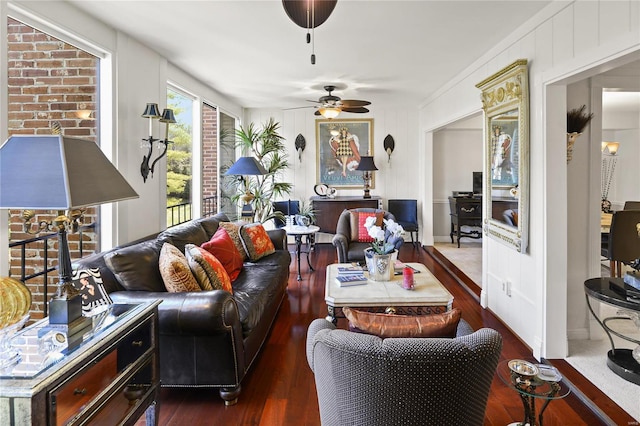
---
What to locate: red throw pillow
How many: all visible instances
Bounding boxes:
[201,227,244,281]
[239,223,276,261]
[349,211,384,242]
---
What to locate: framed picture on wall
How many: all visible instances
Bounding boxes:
[316,118,374,189]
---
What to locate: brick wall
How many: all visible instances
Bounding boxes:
[202,103,218,199]
[7,18,99,320]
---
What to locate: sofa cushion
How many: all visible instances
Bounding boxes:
[71,268,113,315]
[158,221,209,253]
[219,221,248,261]
[159,243,201,293]
[185,244,232,293]
[201,227,244,281]
[239,223,276,261]
[196,214,224,239]
[105,240,166,292]
[349,211,383,242]
[343,307,462,338]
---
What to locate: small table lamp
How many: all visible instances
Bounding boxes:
[0,135,138,330]
[225,156,268,220]
[356,156,378,199]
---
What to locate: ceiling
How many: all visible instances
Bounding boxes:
[66,0,554,110]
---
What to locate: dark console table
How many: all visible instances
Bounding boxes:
[584,277,640,385]
[448,196,482,247]
[311,196,381,233]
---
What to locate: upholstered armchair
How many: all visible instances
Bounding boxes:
[332,208,402,263]
[306,318,502,426]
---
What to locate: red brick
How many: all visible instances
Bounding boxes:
[22,51,47,60]
[8,77,35,86]
[22,86,48,94]
[51,50,77,58]
[22,69,49,77]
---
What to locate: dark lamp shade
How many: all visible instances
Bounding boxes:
[142,103,161,118]
[225,156,268,176]
[159,108,176,124]
[0,135,139,209]
[356,156,378,171]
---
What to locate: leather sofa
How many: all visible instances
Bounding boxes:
[73,213,291,405]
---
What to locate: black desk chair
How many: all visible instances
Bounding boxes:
[601,210,640,277]
[388,199,419,246]
[272,200,299,228]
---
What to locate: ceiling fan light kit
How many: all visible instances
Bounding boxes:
[282,0,338,64]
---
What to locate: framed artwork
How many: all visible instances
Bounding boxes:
[316,119,374,188]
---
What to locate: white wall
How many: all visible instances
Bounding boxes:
[432,129,483,241]
[419,0,640,357]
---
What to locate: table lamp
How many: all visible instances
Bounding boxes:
[356,156,378,199]
[0,135,139,330]
[225,156,267,220]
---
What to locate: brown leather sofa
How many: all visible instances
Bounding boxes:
[73,213,290,405]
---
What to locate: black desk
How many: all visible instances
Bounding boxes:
[584,277,640,385]
[448,196,482,247]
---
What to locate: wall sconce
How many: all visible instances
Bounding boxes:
[295,134,306,162]
[383,134,395,163]
[601,141,621,213]
[356,156,378,199]
[141,103,176,182]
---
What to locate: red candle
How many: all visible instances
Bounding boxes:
[402,266,414,290]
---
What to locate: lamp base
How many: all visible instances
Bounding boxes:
[363,189,371,199]
[48,293,83,325]
[241,204,254,220]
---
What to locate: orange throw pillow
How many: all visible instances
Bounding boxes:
[219,221,248,261]
[201,227,244,281]
[343,307,462,338]
[193,246,232,293]
[239,223,276,261]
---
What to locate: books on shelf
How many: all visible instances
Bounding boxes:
[335,273,368,287]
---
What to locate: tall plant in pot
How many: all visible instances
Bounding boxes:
[229,118,292,222]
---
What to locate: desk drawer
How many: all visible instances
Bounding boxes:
[52,351,118,426]
[457,204,481,218]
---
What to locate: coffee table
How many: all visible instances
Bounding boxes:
[324,263,454,324]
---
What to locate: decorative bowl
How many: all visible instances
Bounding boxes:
[508,359,539,377]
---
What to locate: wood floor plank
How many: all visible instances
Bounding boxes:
[136,243,635,425]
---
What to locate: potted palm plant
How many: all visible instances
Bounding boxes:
[228,118,292,222]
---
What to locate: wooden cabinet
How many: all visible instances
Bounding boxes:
[0,302,160,426]
[311,196,381,233]
[448,196,482,247]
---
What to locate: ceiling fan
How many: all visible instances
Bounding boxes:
[306,85,371,119]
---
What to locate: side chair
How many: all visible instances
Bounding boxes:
[388,199,419,246]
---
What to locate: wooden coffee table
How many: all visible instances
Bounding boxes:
[324,263,454,324]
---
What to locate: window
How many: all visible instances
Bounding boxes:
[166,87,194,226]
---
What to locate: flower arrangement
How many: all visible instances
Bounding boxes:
[364,216,405,255]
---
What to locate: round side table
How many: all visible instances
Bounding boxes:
[283,224,319,281]
[497,360,570,426]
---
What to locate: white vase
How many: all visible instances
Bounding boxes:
[364,248,397,281]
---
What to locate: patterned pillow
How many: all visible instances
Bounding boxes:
[239,223,276,261]
[219,221,248,261]
[201,227,244,281]
[184,244,232,293]
[349,211,384,242]
[71,268,113,315]
[158,243,201,293]
[343,307,462,338]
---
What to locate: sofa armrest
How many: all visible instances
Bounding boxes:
[331,234,349,263]
[110,290,242,337]
[267,228,287,250]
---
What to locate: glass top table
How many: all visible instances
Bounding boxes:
[0,303,141,379]
[497,359,570,426]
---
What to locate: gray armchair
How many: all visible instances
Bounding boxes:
[332,208,402,263]
[306,318,502,426]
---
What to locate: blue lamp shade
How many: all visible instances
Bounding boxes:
[0,135,139,209]
[225,156,268,176]
[356,156,378,171]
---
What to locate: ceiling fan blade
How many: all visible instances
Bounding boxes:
[284,105,316,110]
[341,107,369,113]
[340,100,371,107]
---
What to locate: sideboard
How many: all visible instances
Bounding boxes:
[311,196,381,233]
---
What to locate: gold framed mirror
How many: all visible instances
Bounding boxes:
[476,59,529,252]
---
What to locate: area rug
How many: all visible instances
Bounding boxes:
[433,242,482,286]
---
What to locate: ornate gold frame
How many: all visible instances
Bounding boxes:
[476,59,529,253]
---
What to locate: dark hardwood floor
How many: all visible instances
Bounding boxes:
[144,243,636,425]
